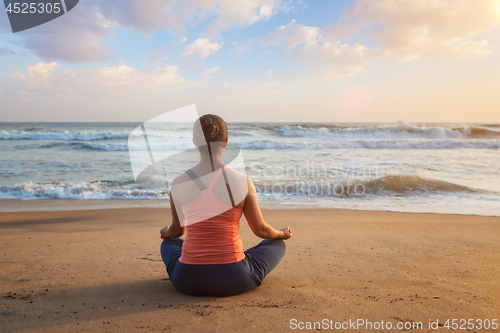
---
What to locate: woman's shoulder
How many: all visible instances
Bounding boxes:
[224,167,251,181]
[171,171,191,186]
[223,167,254,200]
[171,166,251,186]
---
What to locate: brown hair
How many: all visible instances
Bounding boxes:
[193,114,228,144]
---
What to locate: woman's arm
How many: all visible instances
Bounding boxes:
[243,177,292,240]
[160,194,186,239]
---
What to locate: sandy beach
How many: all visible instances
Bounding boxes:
[1,203,499,332]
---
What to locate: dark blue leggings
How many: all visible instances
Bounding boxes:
[160,238,286,296]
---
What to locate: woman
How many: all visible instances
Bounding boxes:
[160,114,292,296]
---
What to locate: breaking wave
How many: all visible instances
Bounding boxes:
[0,182,169,200]
[0,130,131,141]
[255,174,484,198]
[277,121,500,140]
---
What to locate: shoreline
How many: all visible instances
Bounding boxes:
[0,199,498,218]
[0,199,319,213]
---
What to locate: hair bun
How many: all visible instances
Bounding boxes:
[211,122,219,139]
[194,114,228,144]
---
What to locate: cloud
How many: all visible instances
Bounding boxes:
[3,61,198,121]
[4,0,290,64]
[17,2,112,63]
[261,20,375,78]
[99,0,181,35]
[217,80,296,98]
[100,0,289,39]
[308,65,367,80]
[10,62,187,96]
[321,0,498,61]
[82,64,186,86]
[292,40,376,66]
[201,0,285,38]
[261,1,499,79]
[266,70,273,74]
[11,62,60,89]
[230,40,254,55]
[203,67,220,74]
[181,38,223,58]
[6,1,174,62]
[261,19,318,49]
[144,46,171,63]
[0,47,15,56]
[100,0,287,38]
[177,37,188,45]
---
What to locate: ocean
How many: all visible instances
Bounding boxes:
[0,121,499,216]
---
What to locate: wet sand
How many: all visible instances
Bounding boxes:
[1,205,499,332]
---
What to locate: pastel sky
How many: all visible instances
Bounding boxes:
[0,0,499,122]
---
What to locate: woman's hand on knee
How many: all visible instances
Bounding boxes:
[279,227,292,240]
[160,226,170,239]
[160,224,185,239]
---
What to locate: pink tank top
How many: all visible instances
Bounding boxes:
[179,167,245,265]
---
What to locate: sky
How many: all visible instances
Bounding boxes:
[0,0,499,123]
